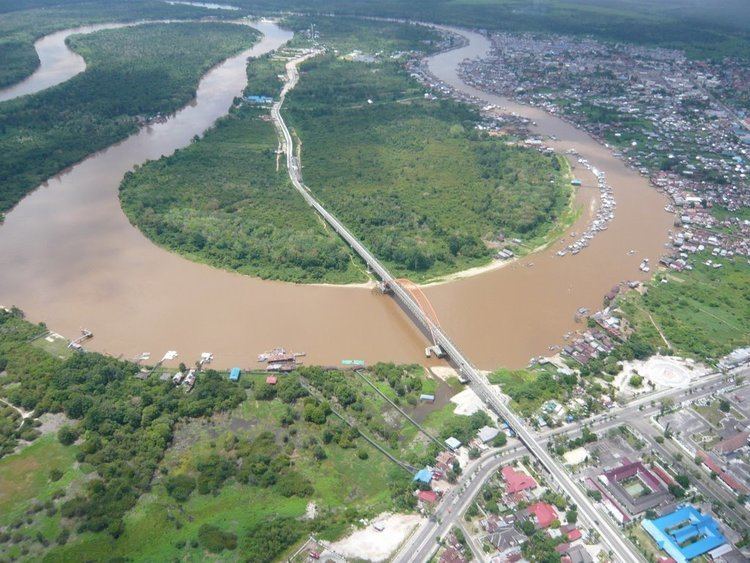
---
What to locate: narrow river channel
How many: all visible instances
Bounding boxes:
[0,23,134,103]
[0,21,672,370]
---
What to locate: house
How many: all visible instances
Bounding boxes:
[420,393,435,403]
[477,425,501,444]
[417,489,438,504]
[229,367,241,382]
[439,547,467,563]
[445,437,462,450]
[565,544,594,563]
[501,466,537,494]
[435,451,456,474]
[265,375,278,385]
[527,502,557,528]
[486,527,525,553]
[413,467,433,485]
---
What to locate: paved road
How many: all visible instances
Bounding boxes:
[272,48,641,563]
[272,46,747,563]
[393,368,747,562]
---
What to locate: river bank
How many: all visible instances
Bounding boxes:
[0,19,672,369]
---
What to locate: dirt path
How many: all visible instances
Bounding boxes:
[0,397,32,430]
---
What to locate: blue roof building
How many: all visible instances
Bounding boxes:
[642,505,726,563]
[413,467,433,485]
[229,367,241,381]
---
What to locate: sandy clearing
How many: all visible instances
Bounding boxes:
[328,512,425,562]
[618,355,708,390]
[450,388,498,423]
[430,366,459,382]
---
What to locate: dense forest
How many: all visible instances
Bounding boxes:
[121,22,570,283]
[240,0,750,60]
[285,56,570,279]
[0,0,224,88]
[120,56,367,284]
[282,14,444,55]
[0,21,258,215]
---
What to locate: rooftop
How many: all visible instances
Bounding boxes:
[501,465,537,494]
[642,505,726,563]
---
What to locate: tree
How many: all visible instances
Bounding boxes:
[566,508,578,524]
[198,524,237,552]
[165,474,196,502]
[718,399,730,413]
[493,433,507,447]
[57,426,78,446]
[629,374,643,388]
[668,484,685,498]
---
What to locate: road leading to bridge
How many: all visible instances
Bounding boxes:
[272,50,642,562]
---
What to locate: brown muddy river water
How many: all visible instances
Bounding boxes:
[0,22,672,370]
[0,23,133,103]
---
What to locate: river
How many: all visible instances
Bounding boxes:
[423,27,672,366]
[0,23,133,103]
[0,21,672,370]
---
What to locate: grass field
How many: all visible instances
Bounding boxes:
[617,253,750,360]
[0,435,87,561]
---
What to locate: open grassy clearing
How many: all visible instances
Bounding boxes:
[285,55,571,280]
[617,253,750,360]
[0,21,259,215]
[0,435,89,561]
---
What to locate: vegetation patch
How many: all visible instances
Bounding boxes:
[0,0,227,88]
[285,55,571,280]
[0,21,258,214]
[489,366,577,416]
[121,56,366,284]
[617,253,750,360]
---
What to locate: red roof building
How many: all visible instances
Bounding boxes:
[501,466,537,494]
[418,490,438,504]
[265,375,278,385]
[528,502,557,528]
[698,450,749,493]
[567,528,582,541]
[715,431,749,454]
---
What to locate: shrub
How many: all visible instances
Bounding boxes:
[198,524,237,552]
[57,426,79,446]
[165,474,197,502]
